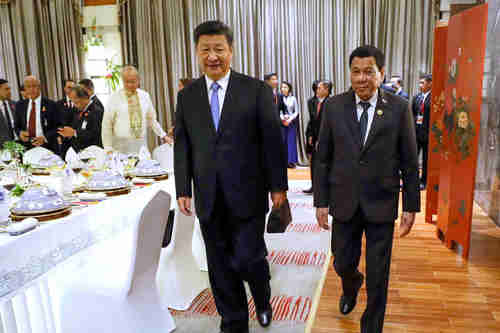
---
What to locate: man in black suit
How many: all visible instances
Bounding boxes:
[57,85,103,154]
[175,20,287,333]
[411,74,432,189]
[304,80,331,194]
[264,72,286,119]
[15,76,61,153]
[0,79,18,146]
[78,79,104,111]
[56,79,77,126]
[314,45,420,333]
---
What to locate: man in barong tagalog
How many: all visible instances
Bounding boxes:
[101,66,169,153]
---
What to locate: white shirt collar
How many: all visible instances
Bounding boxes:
[423,90,431,100]
[205,70,231,92]
[32,95,41,103]
[355,90,378,107]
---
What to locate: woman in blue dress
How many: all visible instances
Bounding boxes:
[280,81,299,168]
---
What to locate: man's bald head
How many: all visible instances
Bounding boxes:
[24,75,41,99]
[122,66,140,93]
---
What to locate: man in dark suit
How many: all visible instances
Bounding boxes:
[389,75,409,99]
[56,79,77,126]
[304,80,331,194]
[57,85,103,155]
[0,79,18,146]
[15,76,61,153]
[264,72,286,119]
[175,21,287,333]
[78,79,104,111]
[314,45,420,333]
[411,74,432,189]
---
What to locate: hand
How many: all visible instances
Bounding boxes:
[281,119,288,126]
[399,212,416,237]
[316,207,329,230]
[178,197,192,216]
[57,136,62,145]
[162,135,174,145]
[308,137,313,146]
[271,191,286,209]
[31,136,46,146]
[20,131,30,142]
[57,126,76,138]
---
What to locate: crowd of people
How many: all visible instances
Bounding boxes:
[0,66,177,158]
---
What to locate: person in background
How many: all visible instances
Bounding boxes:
[15,76,60,152]
[304,80,331,194]
[280,81,299,168]
[411,74,432,190]
[303,80,320,193]
[57,85,104,154]
[315,45,420,333]
[101,65,168,153]
[78,78,104,111]
[56,79,77,126]
[175,20,287,333]
[19,84,28,101]
[389,75,409,99]
[0,79,18,146]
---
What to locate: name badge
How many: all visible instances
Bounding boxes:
[81,121,88,130]
[416,114,424,125]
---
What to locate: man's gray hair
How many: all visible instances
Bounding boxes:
[71,85,90,99]
[121,65,140,77]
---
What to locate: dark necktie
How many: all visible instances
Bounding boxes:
[359,101,370,146]
[2,101,14,139]
[28,99,37,138]
[316,100,323,116]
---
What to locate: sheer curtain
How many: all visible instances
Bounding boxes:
[120,0,436,163]
[0,0,83,100]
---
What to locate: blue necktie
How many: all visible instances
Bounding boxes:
[359,101,370,146]
[210,82,221,130]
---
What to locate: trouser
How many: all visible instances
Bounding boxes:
[332,207,395,333]
[417,139,429,186]
[199,184,271,333]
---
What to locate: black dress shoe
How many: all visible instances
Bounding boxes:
[256,307,272,327]
[339,274,364,315]
[302,188,313,194]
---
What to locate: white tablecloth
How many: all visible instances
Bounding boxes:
[0,178,176,301]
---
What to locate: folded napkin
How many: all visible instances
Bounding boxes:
[23,147,55,166]
[139,145,152,161]
[65,147,84,169]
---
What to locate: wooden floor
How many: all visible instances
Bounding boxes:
[288,168,500,333]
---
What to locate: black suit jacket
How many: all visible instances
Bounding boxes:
[0,100,17,146]
[66,102,104,152]
[174,71,288,221]
[15,97,61,152]
[56,97,78,126]
[91,95,104,111]
[306,96,329,150]
[314,90,420,222]
[411,92,431,143]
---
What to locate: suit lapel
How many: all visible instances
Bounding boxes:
[344,91,361,149]
[361,91,390,154]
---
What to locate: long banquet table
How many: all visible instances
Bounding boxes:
[0,176,177,332]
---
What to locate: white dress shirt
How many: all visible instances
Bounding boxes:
[281,95,299,121]
[205,70,231,114]
[26,95,44,137]
[102,89,167,153]
[355,90,378,145]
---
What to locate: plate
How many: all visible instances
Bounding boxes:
[11,207,71,222]
[132,177,154,185]
[11,203,71,216]
[78,192,107,201]
[86,183,130,191]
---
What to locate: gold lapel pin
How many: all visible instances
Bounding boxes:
[377,109,383,116]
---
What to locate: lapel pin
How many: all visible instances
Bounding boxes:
[377,109,383,116]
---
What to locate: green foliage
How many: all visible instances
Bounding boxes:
[11,184,25,197]
[3,141,25,158]
[105,56,122,91]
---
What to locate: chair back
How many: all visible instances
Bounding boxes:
[129,191,171,292]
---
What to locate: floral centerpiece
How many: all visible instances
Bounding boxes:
[105,56,122,92]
